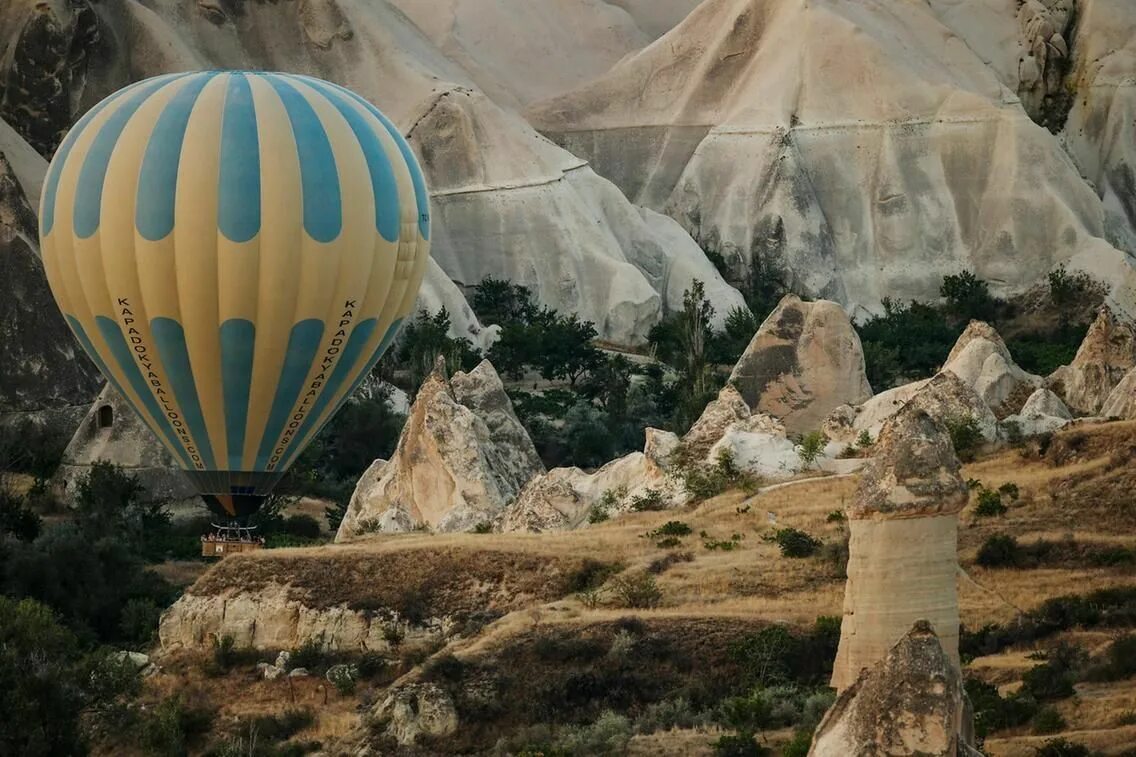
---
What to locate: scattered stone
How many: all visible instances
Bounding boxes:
[374,683,459,746]
[288,668,310,678]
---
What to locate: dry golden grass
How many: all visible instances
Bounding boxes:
[156,420,1136,753]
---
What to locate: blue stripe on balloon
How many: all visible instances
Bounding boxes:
[136,73,217,241]
[260,75,342,244]
[341,317,405,405]
[220,319,256,470]
[218,74,262,244]
[43,74,182,236]
[253,319,326,471]
[151,317,217,469]
[295,76,429,241]
[93,316,195,469]
[65,314,136,417]
[277,318,379,469]
[285,76,400,243]
[74,76,190,239]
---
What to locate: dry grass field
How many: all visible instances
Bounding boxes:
[121,421,1136,755]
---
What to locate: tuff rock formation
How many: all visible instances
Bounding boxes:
[1051,306,1136,415]
[1101,367,1136,419]
[942,321,1040,414]
[337,358,543,538]
[0,117,101,416]
[728,296,872,436]
[374,684,460,746]
[0,0,744,347]
[388,0,697,108]
[499,384,799,532]
[825,371,998,446]
[1002,387,1074,436]
[832,405,969,692]
[811,621,980,757]
[499,428,683,533]
[530,0,1136,316]
[55,385,197,505]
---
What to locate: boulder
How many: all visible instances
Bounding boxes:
[374,683,459,746]
[55,384,198,505]
[529,0,1136,316]
[812,621,979,757]
[682,385,783,461]
[727,296,872,436]
[1051,306,1136,415]
[907,373,999,443]
[11,0,745,348]
[337,358,544,538]
[1101,367,1136,419]
[707,426,800,479]
[499,428,684,532]
[1002,388,1074,436]
[942,321,1040,414]
[833,405,968,692]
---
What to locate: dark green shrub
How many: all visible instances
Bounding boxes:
[825,510,846,523]
[1084,634,1136,682]
[945,414,984,462]
[767,528,821,558]
[781,729,813,757]
[711,732,768,757]
[283,514,322,540]
[998,482,1021,500]
[1032,706,1067,735]
[609,572,662,609]
[940,270,999,322]
[649,521,693,538]
[977,534,1021,567]
[629,488,667,512]
[975,488,1007,517]
[356,652,387,680]
[648,551,694,575]
[1032,738,1092,757]
[1021,661,1076,702]
[289,637,326,671]
[0,489,40,541]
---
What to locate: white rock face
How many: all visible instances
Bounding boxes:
[500,384,802,532]
[1101,367,1136,419]
[833,405,969,692]
[388,0,696,108]
[1051,306,1136,415]
[813,621,979,757]
[416,258,498,349]
[2,0,742,348]
[55,384,198,505]
[337,359,543,538]
[374,684,460,746]
[727,296,873,436]
[499,428,684,532]
[1002,387,1074,436]
[529,0,1136,316]
[159,585,453,653]
[943,321,1040,413]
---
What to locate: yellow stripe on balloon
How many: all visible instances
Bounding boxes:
[239,75,305,469]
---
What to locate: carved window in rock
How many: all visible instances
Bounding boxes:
[97,404,113,429]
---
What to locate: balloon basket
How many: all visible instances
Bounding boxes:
[201,522,265,559]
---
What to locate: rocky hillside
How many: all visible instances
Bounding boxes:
[147,419,1136,755]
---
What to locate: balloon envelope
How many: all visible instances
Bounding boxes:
[39,72,430,517]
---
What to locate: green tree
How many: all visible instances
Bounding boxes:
[710,307,760,365]
[396,308,482,392]
[0,489,41,541]
[940,270,998,322]
[470,276,540,326]
[797,432,827,470]
[537,312,604,386]
[0,596,138,757]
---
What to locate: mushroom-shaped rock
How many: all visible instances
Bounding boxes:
[943,321,1040,414]
[337,358,543,538]
[1101,367,1136,419]
[1051,306,1136,416]
[833,405,968,692]
[727,296,872,436]
[811,621,980,757]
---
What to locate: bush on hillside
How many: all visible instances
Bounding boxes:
[945,413,984,462]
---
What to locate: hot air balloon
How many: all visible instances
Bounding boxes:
[38,71,430,543]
